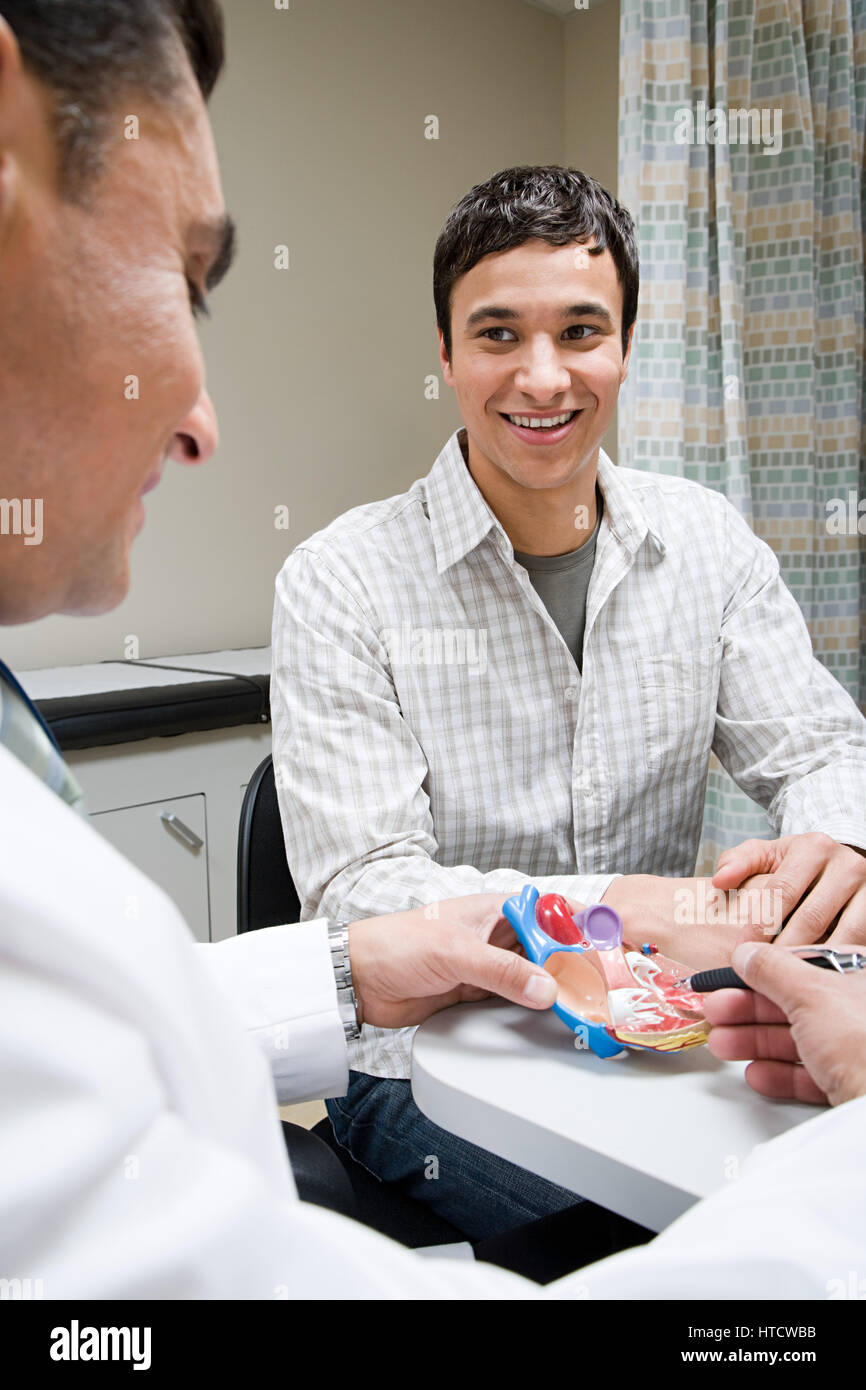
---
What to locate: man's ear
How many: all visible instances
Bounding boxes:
[620,320,636,383]
[437,326,455,388]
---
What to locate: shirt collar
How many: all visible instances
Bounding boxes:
[424,428,666,574]
[595,449,667,559]
[424,430,505,574]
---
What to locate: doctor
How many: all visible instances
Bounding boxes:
[0,0,864,1299]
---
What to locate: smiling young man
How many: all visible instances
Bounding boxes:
[442,235,626,560]
[271,165,866,1239]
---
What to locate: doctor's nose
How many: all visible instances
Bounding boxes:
[167,388,219,467]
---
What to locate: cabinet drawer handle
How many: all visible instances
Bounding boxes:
[160,811,203,850]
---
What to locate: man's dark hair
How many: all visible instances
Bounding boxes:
[1,0,224,198]
[434,166,639,361]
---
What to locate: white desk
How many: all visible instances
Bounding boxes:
[19,647,271,702]
[412,998,813,1232]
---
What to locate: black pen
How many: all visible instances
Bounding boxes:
[678,945,866,993]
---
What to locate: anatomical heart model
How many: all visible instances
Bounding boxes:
[503,884,710,1058]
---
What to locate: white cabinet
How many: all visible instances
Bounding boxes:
[91,794,210,943]
[67,725,272,941]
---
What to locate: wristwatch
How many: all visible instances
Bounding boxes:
[327,921,362,1040]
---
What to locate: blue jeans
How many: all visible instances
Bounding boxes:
[326,1070,583,1242]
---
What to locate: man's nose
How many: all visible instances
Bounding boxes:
[513,341,572,399]
[167,388,219,466]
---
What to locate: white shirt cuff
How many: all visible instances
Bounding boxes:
[197,920,349,1104]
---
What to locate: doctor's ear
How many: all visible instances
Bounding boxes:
[0,19,26,226]
[0,146,24,235]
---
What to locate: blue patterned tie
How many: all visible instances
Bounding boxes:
[0,658,88,816]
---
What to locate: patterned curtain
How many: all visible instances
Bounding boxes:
[618,0,866,873]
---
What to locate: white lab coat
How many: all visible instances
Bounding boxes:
[1,744,863,1299]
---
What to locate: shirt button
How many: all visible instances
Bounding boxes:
[564,686,577,701]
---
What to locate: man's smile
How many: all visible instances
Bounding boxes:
[497,407,586,445]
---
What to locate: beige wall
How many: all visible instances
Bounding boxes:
[564,0,621,462]
[5,0,622,670]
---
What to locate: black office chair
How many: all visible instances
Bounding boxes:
[237,754,301,933]
[237,754,466,1247]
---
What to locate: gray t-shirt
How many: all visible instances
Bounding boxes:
[513,487,603,672]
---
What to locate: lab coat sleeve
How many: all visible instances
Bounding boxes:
[195,920,349,1104]
[0,880,529,1299]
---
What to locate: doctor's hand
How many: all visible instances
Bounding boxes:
[704,940,866,1108]
[346,893,559,1030]
[712,832,866,949]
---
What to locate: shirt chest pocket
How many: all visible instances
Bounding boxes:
[633,640,723,775]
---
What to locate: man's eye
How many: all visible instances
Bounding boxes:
[187,279,211,320]
[481,327,516,342]
[564,325,595,340]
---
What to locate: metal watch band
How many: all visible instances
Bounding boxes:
[327,920,361,1040]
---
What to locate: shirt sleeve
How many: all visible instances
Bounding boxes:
[195,920,348,1104]
[712,497,866,850]
[271,547,618,926]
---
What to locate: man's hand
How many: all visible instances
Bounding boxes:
[346,893,558,1029]
[601,874,771,970]
[712,832,866,947]
[704,941,866,1108]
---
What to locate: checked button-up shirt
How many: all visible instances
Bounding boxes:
[271,428,866,1080]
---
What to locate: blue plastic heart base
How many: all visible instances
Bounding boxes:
[504,883,636,1059]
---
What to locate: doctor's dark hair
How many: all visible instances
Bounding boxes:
[0,0,224,199]
[434,166,639,362]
